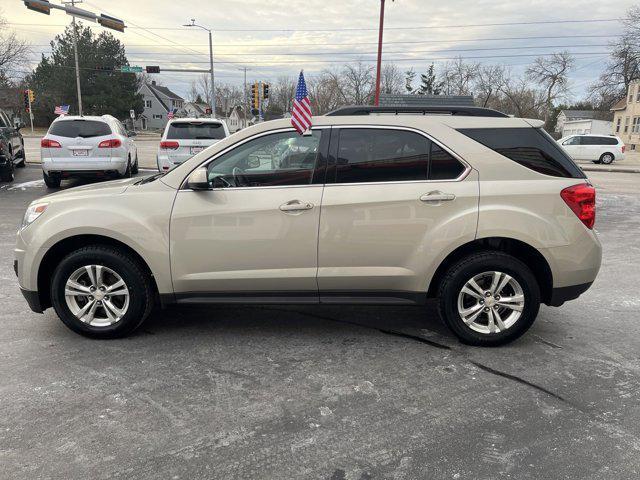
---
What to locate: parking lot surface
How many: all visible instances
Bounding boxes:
[1,166,640,479]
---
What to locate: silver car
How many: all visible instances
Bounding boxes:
[40,115,138,188]
[157,118,229,172]
[16,106,601,346]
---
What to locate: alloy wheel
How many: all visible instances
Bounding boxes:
[64,265,130,327]
[457,271,525,334]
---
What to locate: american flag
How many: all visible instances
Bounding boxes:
[291,70,312,134]
[167,108,176,120]
[54,105,69,115]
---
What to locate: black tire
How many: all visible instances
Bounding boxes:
[437,251,541,347]
[16,147,26,167]
[43,171,61,188]
[599,152,614,165]
[50,245,154,339]
[592,160,602,164]
[131,155,139,174]
[122,159,132,178]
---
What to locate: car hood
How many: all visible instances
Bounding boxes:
[41,177,140,202]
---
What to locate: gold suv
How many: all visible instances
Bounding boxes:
[15,107,601,346]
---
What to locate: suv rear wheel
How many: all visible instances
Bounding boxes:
[43,172,61,188]
[437,251,540,346]
[599,152,614,165]
[50,245,154,338]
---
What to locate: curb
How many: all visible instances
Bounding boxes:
[581,166,640,174]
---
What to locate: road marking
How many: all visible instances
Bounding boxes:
[1,179,45,191]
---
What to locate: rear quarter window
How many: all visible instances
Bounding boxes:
[457,127,585,178]
[49,120,111,138]
[584,136,618,146]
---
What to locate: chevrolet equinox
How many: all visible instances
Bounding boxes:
[15,106,601,346]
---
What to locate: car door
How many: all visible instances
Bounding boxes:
[170,127,329,298]
[317,126,479,301]
[0,111,20,160]
[561,135,582,159]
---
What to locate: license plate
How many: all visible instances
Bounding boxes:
[72,149,88,156]
[190,146,204,154]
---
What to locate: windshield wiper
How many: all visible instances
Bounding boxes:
[138,172,165,185]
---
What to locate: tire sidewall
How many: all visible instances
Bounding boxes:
[600,153,614,165]
[440,254,541,346]
[51,248,149,338]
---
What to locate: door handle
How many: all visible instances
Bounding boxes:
[279,200,314,212]
[419,191,456,203]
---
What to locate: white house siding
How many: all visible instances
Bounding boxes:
[562,119,613,137]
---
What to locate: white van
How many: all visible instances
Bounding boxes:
[558,134,625,164]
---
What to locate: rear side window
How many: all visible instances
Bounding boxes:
[167,122,226,140]
[49,120,111,138]
[583,136,618,146]
[458,127,585,178]
[335,128,465,184]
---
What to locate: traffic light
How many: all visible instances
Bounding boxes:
[262,83,269,100]
[95,66,114,72]
[27,89,35,103]
[251,82,259,109]
[98,14,125,32]
[22,90,30,113]
[24,0,51,15]
[146,65,160,74]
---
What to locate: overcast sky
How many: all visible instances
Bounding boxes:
[5,0,638,100]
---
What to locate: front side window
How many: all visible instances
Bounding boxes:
[207,130,321,188]
[458,127,584,178]
[562,136,581,146]
[48,120,111,138]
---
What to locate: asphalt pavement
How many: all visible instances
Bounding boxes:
[1,165,640,479]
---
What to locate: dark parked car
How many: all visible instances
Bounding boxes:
[0,109,26,182]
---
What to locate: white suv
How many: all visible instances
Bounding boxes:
[40,115,138,188]
[157,118,229,172]
[16,106,601,346]
[558,134,625,164]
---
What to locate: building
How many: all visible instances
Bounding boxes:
[184,102,211,118]
[379,93,475,108]
[227,106,247,132]
[554,110,609,134]
[611,80,640,152]
[135,81,185,131]
[561,119,613,137]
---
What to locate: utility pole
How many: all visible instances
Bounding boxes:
[65,0,83,116]
[184,20,215,118]
[374,0,392,106]
[239,67,249,128]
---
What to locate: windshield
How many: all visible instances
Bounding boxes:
[166,122,226,140]
[48,120,112,138]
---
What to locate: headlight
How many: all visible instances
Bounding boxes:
[21,202,49,229]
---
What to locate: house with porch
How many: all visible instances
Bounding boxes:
[135,81,185,131]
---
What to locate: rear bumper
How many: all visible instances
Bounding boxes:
[20,287,43,314]
[42,157,127,174]
[548,282,593,307]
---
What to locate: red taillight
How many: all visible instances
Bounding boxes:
[41,138,61,148]
[561,183,596,229]
[622,145,626,153]
[98,138,122,148]
[160,140,179,150]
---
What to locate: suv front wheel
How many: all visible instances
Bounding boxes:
[437,251,540,346]
[50,245,154,338]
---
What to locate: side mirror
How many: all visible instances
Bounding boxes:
[127,130,137,137]
[186,167,210,190]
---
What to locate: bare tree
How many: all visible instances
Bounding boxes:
[307,70,342,114]
[340,61,375,105]
[439,57,478,95]
[197,74,211,106]
[187,80,200,102]
[0,13,30,81]
[526,52,574,124]
[271,75,296,113]
[381,62,404,95]
[474,64,505,107]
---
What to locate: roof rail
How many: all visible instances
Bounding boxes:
[325,105,509,118]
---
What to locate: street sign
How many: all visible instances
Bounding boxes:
[146,66,161,74]
[120,66,143,73]
[130,109,135,119]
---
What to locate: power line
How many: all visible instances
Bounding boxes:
[5,17,622,32]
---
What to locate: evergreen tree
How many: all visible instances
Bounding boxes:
[27,24,143,126]
[418,64,442,95]
[405,68,416,94]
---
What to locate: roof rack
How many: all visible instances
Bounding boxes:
[325,105,509,118]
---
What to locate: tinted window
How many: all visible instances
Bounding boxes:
[562,136,581,146]
[458,127,584,178]
[167,122,226,140]
[49,120,111,138]
[207,130,320,188]
[583,136,617,146]
[429,143,465,180]
[336,129,429,183]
